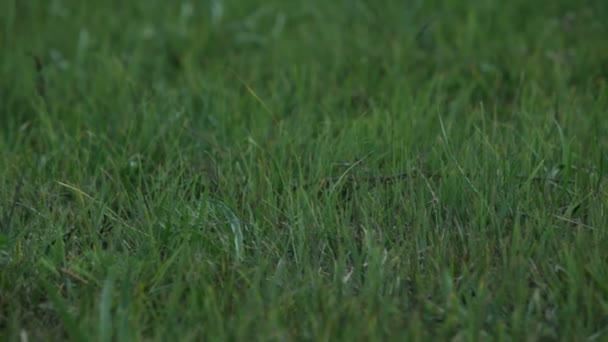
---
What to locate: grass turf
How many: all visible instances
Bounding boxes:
[1,0,608,340]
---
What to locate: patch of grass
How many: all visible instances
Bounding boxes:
[2,0,608,340]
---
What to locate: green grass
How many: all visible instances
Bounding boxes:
[2,0,608,340]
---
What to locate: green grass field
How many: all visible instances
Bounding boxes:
[2,0,608,340]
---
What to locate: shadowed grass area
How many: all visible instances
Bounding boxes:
[1,0,607,340]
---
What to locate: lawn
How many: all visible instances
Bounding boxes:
[1,0,607,340]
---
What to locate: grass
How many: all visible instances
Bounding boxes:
[1,0,608,340]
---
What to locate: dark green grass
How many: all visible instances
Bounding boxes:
[1,0,608,340]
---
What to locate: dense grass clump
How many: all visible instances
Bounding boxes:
[1,0,607,340]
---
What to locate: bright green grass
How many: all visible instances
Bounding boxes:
[1,0,608,340]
